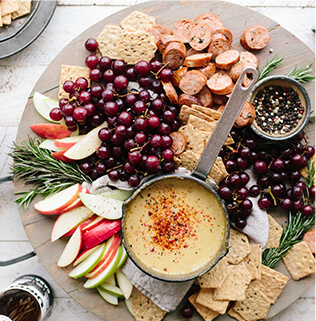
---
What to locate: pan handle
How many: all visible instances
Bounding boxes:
[192,67,258,181]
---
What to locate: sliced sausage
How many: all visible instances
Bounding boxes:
[178,93,203,107]
[187,48,204,56]
[215,50,240,69]
[197,62,216,79]
[189,23,213,51]
[234,101,256,127]
[229,62,244,82]
[179,70,207,95]
[173,19,195,43]
[213,27,233,45]
[162,42,187,70]
[207,72,234,95]
[194,13,224,32]
[207,33,231,58]
[172,66,188,87]
[213,94,228,105]
[240,51,259,69]
[147,25,172,46]
[303,229,315,254]
[170,131,187,155]
[157,35,182,53]
[217,104,226,113]
[240,25,270,50]
[197,86,213,108]
[162,81,178,105]
[183,53,213,68]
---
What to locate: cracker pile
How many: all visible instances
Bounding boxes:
[0,0,31,27]
[174,104,231,184]
[189,228,289,321]
[96,10,157,65]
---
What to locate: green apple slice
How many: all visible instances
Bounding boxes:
[83,246,124,288]
[68,242,106,279]
[97,287,118,305]
[125,296,135,317]
[99,189,133,201]
[33,92,61,124]
[44,98,59,110]
[39,139,66,152]
[79,193,123,220]
[116,269,133,299]
[103,273,116,286]
[98,283,124,298]
[116,246,127,270]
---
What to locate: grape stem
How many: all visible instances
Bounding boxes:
[152,61,170,79]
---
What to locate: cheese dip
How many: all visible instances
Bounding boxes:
[123,177,227,276]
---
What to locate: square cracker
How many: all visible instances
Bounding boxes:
[282,241,316,281]
[1,0,19,16]
[180,105,215,124]
[196,288,230,314]
[12,0,31,19]
[265,215,283,249]
[120,10,156,32]
[252,265,288,304]
[58,65,90,100]
[198,257,228,288]
[96,24,123,60]
[213,262,252,301]
[208,157,228,185]
[191,104,222,120]
[131,292,167,321]
[2,13,11,25]
[233,281,271,321]
[243,243,262,280]
[116,30,157,65]
[188,293,220,321]
[178,123,206,155]
[225,229,252,264]
[227,307,255,321]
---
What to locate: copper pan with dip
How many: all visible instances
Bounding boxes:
[121,67,258,282]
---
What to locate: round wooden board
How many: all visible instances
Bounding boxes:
[15,1,315,320]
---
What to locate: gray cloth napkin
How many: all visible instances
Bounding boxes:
[83,168,269,312]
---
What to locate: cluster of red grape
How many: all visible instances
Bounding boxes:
[50,38,178,186]
[219,127,315,228]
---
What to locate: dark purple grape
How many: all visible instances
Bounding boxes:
[258,197,271,210]
[135,60,150,77]
[271,185,283,197]
[151,98,163,112]
[117,111,133,127]
[124,94,137,106]
[293,199,303,211]
[281,198,293,210]
[124,162,135,174]
[162,148,174,162]
[271,158,285,172]
[257,175,270,188]
[160,68,173,82]
[292,186,303,198]
[161,135,173,148]
[158,123,171,135]
[63,80,75,93]
[162,110,175,123]
[171,119,181,131]
[148,115,160,129]
[150,134,163,148]
[107,116,117,128]
[237,186,249,199]
[125,67,137,80]
[96,162,106,174]
[237,157,248,170]
[301,155,308,168]
[112,146,124,158]
[103,101,118,117]
[80,162,92,174]
[113,75,128,91]
[280,172,289,181]
[128,151,142,165]
[73,107,88,122]
[128,175,141,187]
[241,199,253,211]
[249,185,260,197]
[162,161,175,173]
[102,89,114,102]
[302,205,314,217]
[291,154,304,168]
[139,77,152,88]
[235,219,247,229]
[90,68,102,82]
[96,99,105,111]
[225,159,237,173]
[90,168,100,180]
[305,146,315,159]
[281,147,293,160]
[240,147,251,159]
[309,186,315,200]
[98,128,111,142]
[126,126,135,139]
[90,85,103,98]
[103,69,115,82]
[85,38,98,52]
[150,59,163,73]
[294,142,305,154]
[218,185,232,200]
[146,155,159,169]
[253,160,267,174]
[59,98,69,108]
[138,89,150,102]
[99,56,112,70]
[249,151,258,163]
[112,60,127,75]
[133,118,147,132]
[229,173,241,187]
[115,125,127,138]
[85,54,99,69]
[84,103,95,116]
[152,80,163,93]
[97,145,111,159]
[135,132,147,145]
[119,169,130,181]
[245,138,256,150]
[49,108,63,121]
[124,138,135,150]
[64,115,76,127]
[133,101,146,114]
[111,134,123,146]
[90,114,104,126]
[290,170,301,182]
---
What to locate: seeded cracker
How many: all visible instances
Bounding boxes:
[243,243,262,280]
[12,0,31,19]
[198,257,228,288]
[191,104,222,120]
[196,288,230,314]
[96,24,123,60]
[120,10,156,32]
[233,282,271,321]
[58,65,90,100]
[189,293,220,321]
[227,307,253,321]
[131,292,167,321]
[254,265,289,304]
[2,14,11,25]
[0,0,19,16]
[180,105,215,123]
[265,214,283,249]
[225,229,251,264]
[116,30,157,65]
[282,241,316,280]
[213,262,252,301]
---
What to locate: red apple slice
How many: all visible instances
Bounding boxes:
[58,187,89,214]
[54,135,85,149]
[30,123,72,140]
[64,121,107,160]
[73,244,102,267]
[57,227,82,267]
[51,150,76,163]
[85,234,121,279]
[51,206,93,242]
[82,219,121,251]
[81,216,105,232]
[34,183,82,215]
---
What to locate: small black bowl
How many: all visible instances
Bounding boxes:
[249,75,311,141]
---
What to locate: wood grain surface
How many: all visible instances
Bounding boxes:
[14,1,315,320]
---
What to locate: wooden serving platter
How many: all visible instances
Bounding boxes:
[15,1,315,320]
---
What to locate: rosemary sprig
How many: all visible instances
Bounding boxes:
[287,63,315,83]
[262,159,315,268]
[10,137,92,209]
[257,55,284,82]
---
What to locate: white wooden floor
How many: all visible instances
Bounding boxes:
[0,1,315,320]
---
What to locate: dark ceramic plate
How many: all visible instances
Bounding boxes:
[0,0,57,59]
